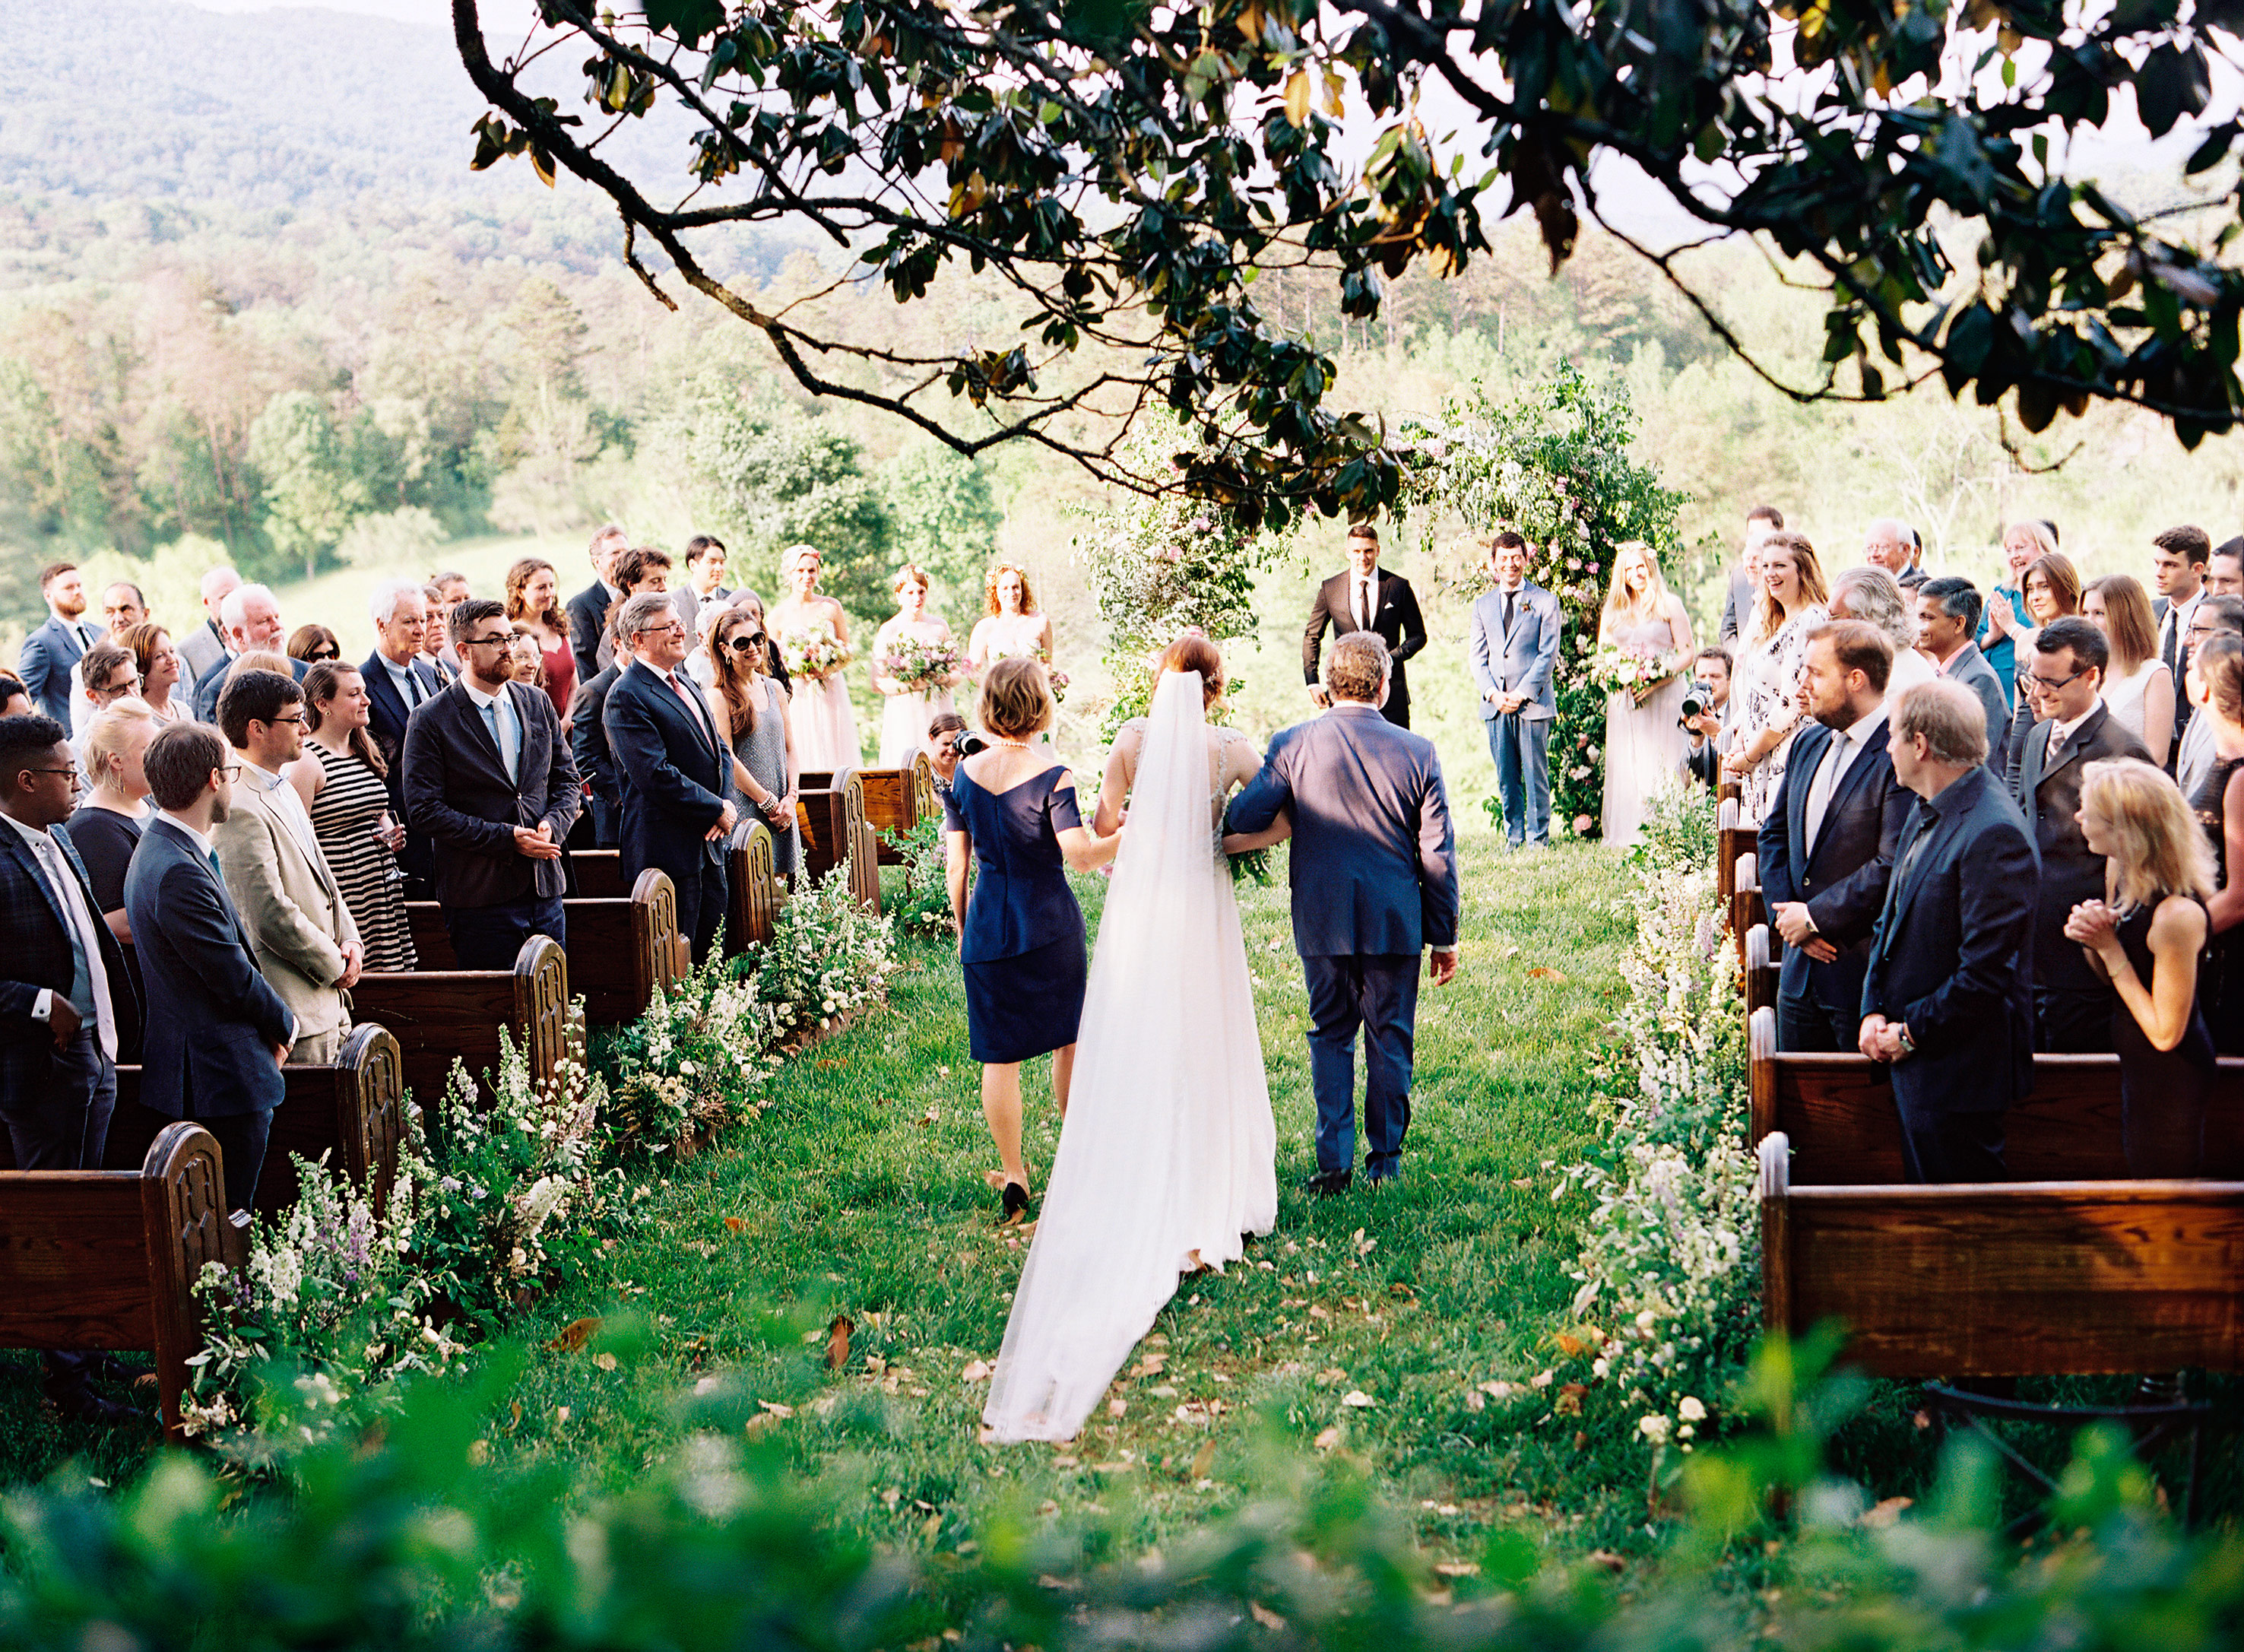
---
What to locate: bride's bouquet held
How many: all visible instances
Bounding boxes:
[779,626,851,682]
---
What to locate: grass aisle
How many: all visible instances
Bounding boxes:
[497,838,1643,1564]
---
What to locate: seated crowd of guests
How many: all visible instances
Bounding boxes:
[0,528,938,1424]
[1744,516,2244,1194]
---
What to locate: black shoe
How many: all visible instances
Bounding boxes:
[1304,1169,1353,1197]
[1000,1181,1032,1224]
[46,1384,142,1428]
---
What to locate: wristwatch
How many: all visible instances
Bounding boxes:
[1894,1024,1916,1058]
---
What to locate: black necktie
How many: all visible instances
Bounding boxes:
[1503,589,1517,636]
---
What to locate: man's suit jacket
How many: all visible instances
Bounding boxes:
[1225,702,1459,958]
[0,820,134,1057]
[566,582,615,690]
[1756,714,1911,1016]
[16,614,94,724]
[602,659,730,885]
[361,650,445,885]
[176,619,229,699]
[125,817,293,1121]
[1861,763,2039,1118]
[1466,582,1562,724]
[213,774,360,1042]
[2012,701,2149,997]
[192,653,309,726]
[404,680,582,908]
[1719,563,1756,649]
[1898,566,1929,591]
[569,663,624,848]
[1939,642,2012,787]
[2155,591,2202,757]
[1302,569,1428,727]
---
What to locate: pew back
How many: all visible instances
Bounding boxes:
[727,821,782,955]
[353,937,568,1121]
[1760,1131,2244,1377]
[1745,924,1778,1019]
[407,877,680,1024]
[797,769,882,912]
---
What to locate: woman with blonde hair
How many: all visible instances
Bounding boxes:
[1595,541,1695,844]
[506,556,575,718]
[769,542,861,770]
[705,605,800,877]
[871,563,961,765]
[59,697,159,1049]
[1979,518,2058,705]
[1723,531,1829,823]
[2065,757,2217,1174]
[2084,573,2175,764]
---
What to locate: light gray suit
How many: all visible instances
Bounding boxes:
[1468,580,1561,845]
[177,619,230,702]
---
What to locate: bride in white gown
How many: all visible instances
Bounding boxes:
[982,641,1279,1443]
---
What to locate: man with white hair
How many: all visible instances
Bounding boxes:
[1829,566,1936,699]
[177,565,242,696]
[192,583,306,723]
[361,575,445,897]
[1862,518,1925,591]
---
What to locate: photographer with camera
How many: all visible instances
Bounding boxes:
[1679,647,1733,788]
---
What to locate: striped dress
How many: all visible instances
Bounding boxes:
[309,741,417,971]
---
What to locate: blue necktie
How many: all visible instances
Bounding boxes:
[483,697,517,784]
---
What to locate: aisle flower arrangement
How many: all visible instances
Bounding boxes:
[185,869,898,1457]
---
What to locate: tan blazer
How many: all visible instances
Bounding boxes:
[214,769,361,1041]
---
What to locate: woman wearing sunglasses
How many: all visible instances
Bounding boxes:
[705,605,800,876]
[288,623,343,665]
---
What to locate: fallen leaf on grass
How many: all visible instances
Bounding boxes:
[1526,966,1567,982]
[1466,1390,1485,1412]
[1340,1390,1377,1409]
[1554,1384,1587,1416]
[1313,1426,1342,1451]
[918,1106,941,1126]
[592,1352,618,1372]
[1434,1562,1480,1578]
[825,1315,854,1370]
[1530,1370,1555,1389]
[723,1216,748,1234]
[544,1317,601,1352]
[1860,1495,1913,1530]
[1128,1352,1168,1378]
[1478,1380,1521,1400]
[816,1058,842,1069]
[1553,1329,1603,1358]
[1586,1549,1626,1574]
[759,1400,794,1417]
[1314,1367,1347,1386]
[1108,1399,1127,1418]
[961,1359,994,1383]
[1190,1439,1216,1478]
[1250,1601,1287,1629]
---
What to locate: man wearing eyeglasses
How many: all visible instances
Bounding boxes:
[603,591,734,965]
[0,713,139,1422]
[403,598,582,969]
[2011,615,2150,1053]
[212,670,363,1066]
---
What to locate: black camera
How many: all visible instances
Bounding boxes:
[1678,680,1715,722]
[955,731,990,759]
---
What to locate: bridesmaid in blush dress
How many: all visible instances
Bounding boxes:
[771,543,863,771]
[943,658,1120,1222]
[1596,541,1695,845]
[872,564,961,766]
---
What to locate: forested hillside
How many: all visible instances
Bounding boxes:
[3,0,2242,646]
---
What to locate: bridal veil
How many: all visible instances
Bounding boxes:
[982,667,1277,1443]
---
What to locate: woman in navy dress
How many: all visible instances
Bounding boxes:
[945,658,1120,1220]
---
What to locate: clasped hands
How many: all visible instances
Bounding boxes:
[1770,902,1837,963]
[1483,689,1527,715]
[1857,1013,1910,1063]
[2062,898,2123,962]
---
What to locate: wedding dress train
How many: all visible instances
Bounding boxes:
[981,669,1276,1442]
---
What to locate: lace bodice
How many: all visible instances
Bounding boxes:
[1111,719,1259,837]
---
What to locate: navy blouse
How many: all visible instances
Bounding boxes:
[943,765,1085,963]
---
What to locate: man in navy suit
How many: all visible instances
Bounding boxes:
[14,563,100,725]
[1757,621,1912,1052]
[1466,531,1563,848]
[0,712,138,1420]
[404,598,582,969]
[566,523,631,690]
[602,591,735,964]
[568,610,628,850]
[1301,521,1428,728]
[125,722,297,1214]
[360,576,445,896]
[1227,633,1460,1193]
[1859,679,2039,1183]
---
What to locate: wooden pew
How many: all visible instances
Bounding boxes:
[353,937,570,1119]
[0,1028,408,1219]
[797,769,882,912]
[0,1122,246,1439]
[1759,1129,2244,1380]
[861,754,937,867]
[408,873,683,1024]
[1716,797,1754,906]
[726,821,783,956]
[1744,924,1779,1019]
[1732,849,1764,969]
[568,848,629,900]
[1747,1005,2244,1185]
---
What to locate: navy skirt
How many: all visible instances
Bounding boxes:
[965,931,1087,1064]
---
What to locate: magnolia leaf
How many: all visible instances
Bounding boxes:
[545,1317,601,1352]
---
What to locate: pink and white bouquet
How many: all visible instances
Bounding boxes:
[1589,643,1665,695]
[779,626,851,682]
[878,635,964,693]
[989,643,1067,704]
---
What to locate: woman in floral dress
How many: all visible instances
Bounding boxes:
[1723,531,1830,825]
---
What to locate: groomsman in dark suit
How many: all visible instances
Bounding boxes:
[2011,616,2150,1051]
[566,523,631,690]
[1302,522,1428,728]
[1757,621,1912,1052]
[404,598,582,969]
[176,566,242,702]
[0,712,137,1420]
[1860,679,2039,1183]
[125,722,297,1214]
[603,591,735,964]
[360,577,445,897]
[15,563,99,724]
[568,614,627,850]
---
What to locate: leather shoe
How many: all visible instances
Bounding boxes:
[1304,1169,1352,1197]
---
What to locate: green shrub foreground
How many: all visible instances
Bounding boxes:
[4,1332,2236,1650]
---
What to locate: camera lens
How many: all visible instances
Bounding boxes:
[956,732,989,759]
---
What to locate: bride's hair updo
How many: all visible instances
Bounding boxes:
[980,656,1054,738]
[1161,633,1224,706]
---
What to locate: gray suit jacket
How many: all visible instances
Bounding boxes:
[177,620,229,700]
[1467,582,1561,722]
[1940,641,2013,787]
[213,771,360,1041]
[1225,703,1460,957]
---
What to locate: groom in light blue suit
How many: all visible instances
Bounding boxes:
[1226,633,1460,1194]
[1468,531,1562,847]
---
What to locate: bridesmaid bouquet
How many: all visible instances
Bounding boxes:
[779,626,851,682]
[1589,642,1664,694]
[879,635,964,693]
[990,643,1067,704]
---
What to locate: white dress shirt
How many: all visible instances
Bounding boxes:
[3,810,116,1060]
[1803,702,1886,852]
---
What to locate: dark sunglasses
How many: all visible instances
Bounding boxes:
[727,634,767,652]
[306,648,341,661]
